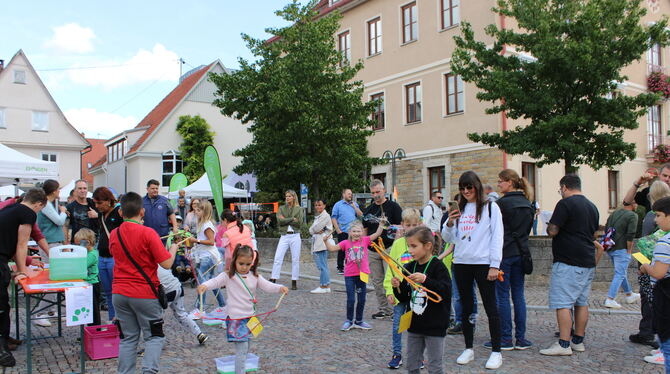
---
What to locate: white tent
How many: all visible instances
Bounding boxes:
[0,185,24,200]
[59,179,93,200]
[0,143,58,184]
[167,173,249,199]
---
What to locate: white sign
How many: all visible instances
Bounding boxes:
[27,281,89,290]
[65,286,93,326]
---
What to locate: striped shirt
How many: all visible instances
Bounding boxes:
[652,232,670,281]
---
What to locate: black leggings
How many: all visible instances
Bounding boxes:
[454,264,501,352]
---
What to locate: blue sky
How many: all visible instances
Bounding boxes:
[1,1,303,138]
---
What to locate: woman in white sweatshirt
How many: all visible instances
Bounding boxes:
[442,171,504,370]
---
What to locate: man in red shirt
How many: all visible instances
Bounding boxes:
[109,192,176,374]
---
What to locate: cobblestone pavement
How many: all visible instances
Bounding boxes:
[6,256,663,373]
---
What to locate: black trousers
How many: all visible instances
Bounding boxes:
[337,232,348,271]
[638,275,654,338]
[90,282,102,326]
[454,264,501,352]
[0,261,11,339]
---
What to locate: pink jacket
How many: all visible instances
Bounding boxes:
[222,222,254,269]
[202,272,282,318]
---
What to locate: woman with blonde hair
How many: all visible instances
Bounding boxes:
[270,189,303,290]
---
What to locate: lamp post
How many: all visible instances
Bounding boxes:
[382,148,405,201]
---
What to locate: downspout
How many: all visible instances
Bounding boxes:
[499,12,508,170]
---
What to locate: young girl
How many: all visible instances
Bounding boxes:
[324,220,384,331]
[73,228,101,326]
[198,245,288,374]
[188,200,225,320]
[392,226,451,374]
[443,171,504,370]
[221,209,254,271]
[383,208,421,369]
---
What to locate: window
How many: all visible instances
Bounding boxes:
[0,108,5,128]
[108,147,113,163]
[162,151,183,186]
[235,182,245,190]
[107,139,128,163]
[608,170,619,210]
[441,0,460,29]
[648,43,662,72]
[13,70,26,84]
[329,0,341,5]
[405,82,422,123]
[41,153,57,162]
[648,105,662,151]
[368,17,382,56]
[372,173,386,186]
[338,31,351,66]
[32,111,48,131]
[521,162,537,202]
[402,2,418,43]
[445,73,464,114]
[429,167,446,198]
[371,93,385,130]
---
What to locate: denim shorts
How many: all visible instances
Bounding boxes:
[548,262,595,309]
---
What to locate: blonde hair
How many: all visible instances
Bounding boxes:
[499,169,534,201]
[347,221,364,241]
[402,208,421,224]
[74,228,96,250]
[649,180,670,206]
[285,189,299,208]
[197,200,215,231]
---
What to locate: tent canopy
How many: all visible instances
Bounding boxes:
[59,180,93,200]
[167,173,249,199]
[0,143,58,184]
[0,185,24,200]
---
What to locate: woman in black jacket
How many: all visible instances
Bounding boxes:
[490,169,534,351]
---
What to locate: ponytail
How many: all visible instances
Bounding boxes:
[221,208,244,233]
[498,169,533,201]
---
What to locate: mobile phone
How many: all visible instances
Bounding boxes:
[448,201,460,213]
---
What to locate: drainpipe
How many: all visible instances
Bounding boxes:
[499,12,509,170]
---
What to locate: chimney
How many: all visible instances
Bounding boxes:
[0,60,4,72]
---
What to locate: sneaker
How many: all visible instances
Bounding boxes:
[644,352,665,365]
[650,349,661,355]
[34,317,52,327]
[387,354,402,369]
[447,322,463,335]
[340,320,353,331]
[337,270,344,275]
[570,342,585,352]
[629,333,660,349]
[188,309,202,320]
[456,349,474,365]
[371,311,390,320]
[212,307,226,315]
[539,342,572,356]
[625,292,641,304]
[353,321,372,330]
[310,287,331,294]
[514,338,533,350]
[485,352,502,370]
[197,333,208,345]
[604,298,622,309]
[483,340,514,351]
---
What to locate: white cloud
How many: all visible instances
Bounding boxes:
[66,44,180,89]
[64,108,137,139]
[44,23,97,54]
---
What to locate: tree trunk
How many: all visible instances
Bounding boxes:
[564,158,578,175]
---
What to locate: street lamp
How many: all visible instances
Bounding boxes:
[382,148,405,201]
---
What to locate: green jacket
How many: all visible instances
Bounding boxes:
[277,205,303,236]
[86,249,99,284]
[383,238,413,303]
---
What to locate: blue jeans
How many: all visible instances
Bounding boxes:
[392,302,407,354]
[495,255,527,342]
[607,249,632,299]
[195,255,226,309]
[345,276,366,323]
[98,256,115,319]
[661,338,670,374]
[532,219,538,235]
[312,251,330,286]
[452,264,477,324]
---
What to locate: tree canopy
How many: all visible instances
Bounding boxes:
[451,0,669,173]
[175,115,215,183]
[210,0,379,203]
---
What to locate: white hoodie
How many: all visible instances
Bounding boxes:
[442,202,504,269]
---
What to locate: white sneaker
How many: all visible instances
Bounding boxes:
[485,352,502,370]
[212,307,226,314]
[570,342,585,352]
[539,342,572,356]
[456,349,474,365]
[34,317,52,327]
[604,298,622,309]
[310,287,331,294]
[650,349,661,355]
[188,309,202,320]
[644,352,665,365]
[625,292,641,304]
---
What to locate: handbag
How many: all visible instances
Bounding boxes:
[513,232,533,275]
[116,228,168,309]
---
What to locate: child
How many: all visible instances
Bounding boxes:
[324,220,384,331]
[157,265,208,345]
[198,245,288,374]
[391,226,451,374]
[73,228,101,326]
[640,196,670,372]
[383,208,421,369]
[221,209,254,271]
[241,211,257,250]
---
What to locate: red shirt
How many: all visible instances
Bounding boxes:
[109,221,170,299]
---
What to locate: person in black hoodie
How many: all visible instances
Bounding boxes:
[392,226,451,374]
[490,169,535,351]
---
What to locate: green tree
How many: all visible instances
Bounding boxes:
[451,0,669,173]
[175,115,215,183]
[210,0,379,203]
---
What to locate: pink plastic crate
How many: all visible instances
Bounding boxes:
[84,324,120,360]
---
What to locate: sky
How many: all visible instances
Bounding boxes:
[0,1,303,139]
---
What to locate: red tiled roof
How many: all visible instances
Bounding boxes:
[82,138,107,184]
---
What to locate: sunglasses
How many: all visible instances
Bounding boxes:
[458,185,475,192]
[435,196,444,199]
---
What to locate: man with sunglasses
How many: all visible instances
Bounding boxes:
[623,164,670,212]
